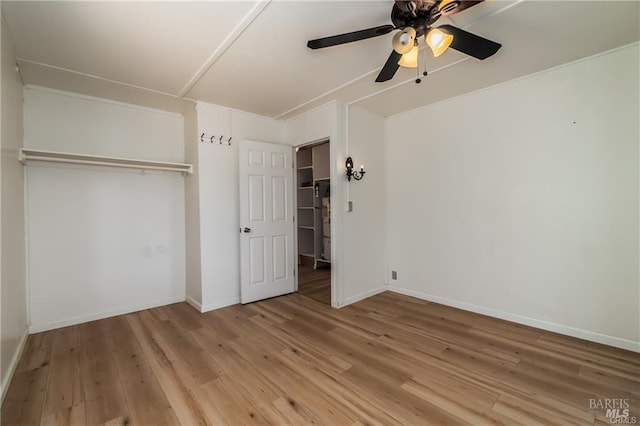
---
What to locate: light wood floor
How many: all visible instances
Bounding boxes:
[2,291,639,425]
[297,264,330,305]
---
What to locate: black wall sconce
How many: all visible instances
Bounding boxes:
[345,156,366,181]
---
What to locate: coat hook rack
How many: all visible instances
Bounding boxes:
[200,133,231,146]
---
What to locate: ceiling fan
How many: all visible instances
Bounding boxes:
[307,0,502,83]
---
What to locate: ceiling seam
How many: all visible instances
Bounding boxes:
[276,0,527,119]
[16,58,180,98]
[177,0,271,98]
[273,68,381,120]
[347,56,468,107]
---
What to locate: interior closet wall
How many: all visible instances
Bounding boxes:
[25,86,186,332]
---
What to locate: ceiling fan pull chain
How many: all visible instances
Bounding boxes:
[423,46,429,78]
[415,46,422,84]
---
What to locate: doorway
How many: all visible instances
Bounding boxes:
[295,140,331,305]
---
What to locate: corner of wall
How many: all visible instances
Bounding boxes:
[0,13,28,404]
[183,101,203,306]
[0,328,28,405]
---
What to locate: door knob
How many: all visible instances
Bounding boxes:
[243,227,251,233]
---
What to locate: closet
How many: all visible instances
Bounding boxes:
[296,141,330,269]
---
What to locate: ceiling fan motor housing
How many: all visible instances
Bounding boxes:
[391,2,441,37]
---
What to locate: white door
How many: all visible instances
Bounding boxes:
[239,140,295,304]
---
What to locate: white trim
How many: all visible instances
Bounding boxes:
[274,68,380,120]
[0,329,29,404]
[200,296,240,313]
[387,286,640,353]
[339,285,387,308]
[28,296,185,333]
[332,101,346,308]
[20,148,193,175]
[178,0,271,97]
[185,296,203,312]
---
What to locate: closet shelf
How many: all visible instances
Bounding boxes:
[19,148,193,175]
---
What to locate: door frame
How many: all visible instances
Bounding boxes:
[292,137,334,304]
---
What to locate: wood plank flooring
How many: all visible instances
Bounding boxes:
[297,265,330,305]
[2,291,639,425]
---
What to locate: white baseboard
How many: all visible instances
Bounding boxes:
[185,296,202,312]
[387,285,640,353]
[339,285,387,308]
[1,328,29,404]
[29,296,185,333]
[200,296,240,313]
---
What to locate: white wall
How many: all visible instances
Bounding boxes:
[196,102,285,311]
[24,87,186,332]
[343,105,387,303]
[384,44,639,351]
[1,15,28,400]
[24,86,183,162]
[183,102,202,306]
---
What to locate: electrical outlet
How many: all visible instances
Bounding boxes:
[391,270,397,280]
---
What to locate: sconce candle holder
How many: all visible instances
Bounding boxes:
[345,156,366,181]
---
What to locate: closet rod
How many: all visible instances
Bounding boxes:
[20,148,193,175]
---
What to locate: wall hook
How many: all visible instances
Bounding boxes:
[210,135,215,143]
[200,133,205,142]
[227,137,232,146]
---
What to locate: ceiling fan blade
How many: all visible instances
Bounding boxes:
[307,25,395,49]
[375,51,402,82]
[444,0,484,15]
[438,24,501,60]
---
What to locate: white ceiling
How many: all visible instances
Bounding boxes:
[2,1,638,118]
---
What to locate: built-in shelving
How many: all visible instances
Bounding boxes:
[19,148,194,175]
[295,141,330,269]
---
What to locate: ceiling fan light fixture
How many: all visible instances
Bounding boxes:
[426,28,453,57]
[392,27,417,54]
[398,45,419,68]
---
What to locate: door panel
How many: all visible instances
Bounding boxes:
[249,175,265,222]
[272,235,288,281]
[272,176,287,221]
[249,237,266,286]
[239,140,295,303]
